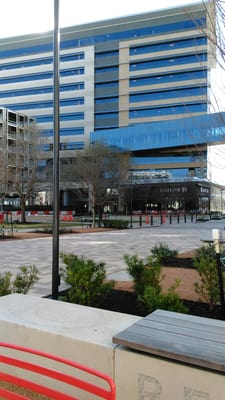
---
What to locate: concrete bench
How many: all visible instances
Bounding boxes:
[113,309,225,399]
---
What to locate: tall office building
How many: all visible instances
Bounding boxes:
[0,2,222,212]
[0,2,215,148]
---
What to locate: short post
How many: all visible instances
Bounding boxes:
[212,229,225,319]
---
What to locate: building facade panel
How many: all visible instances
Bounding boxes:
[0,44,95,150]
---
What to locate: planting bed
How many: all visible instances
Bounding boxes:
[6,229,225,321]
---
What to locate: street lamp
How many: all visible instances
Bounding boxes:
[130,173,133,228]
[52,0,60,299]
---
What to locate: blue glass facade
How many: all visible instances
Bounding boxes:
[91,113,225,151]
[91,112,225,189]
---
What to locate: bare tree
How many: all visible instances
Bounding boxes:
[7,122,41,223]
[199,1,225,187]
[179,1,225,191]
[198,1,225,114]
[62,142,130,226]
[0,148,9,210]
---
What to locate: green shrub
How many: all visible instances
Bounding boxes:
[102,219,129,229]
[124,254,161,297]
[13,265,39,294]
[124,253,186,314]
[0,272,12,296]
[151,242,178,262]
[157,291,188,313]
[60,253,114,306]
[193,244,220,310]
[35,227,73,234]
[0,265,39,296]
[139,286,188,314]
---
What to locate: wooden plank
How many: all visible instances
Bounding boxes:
[113,329,225,372]
[114,323,225,360]
[122,324,225,356]
[136,310,225,340]
[151,309,225,330]
[130,320,225,345]
[113,310,225,372]
[137,317,225,343]
[147,314,225,336]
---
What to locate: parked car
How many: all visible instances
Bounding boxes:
[210,211,223,220]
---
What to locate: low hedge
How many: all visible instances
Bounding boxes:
[102,219,129,229]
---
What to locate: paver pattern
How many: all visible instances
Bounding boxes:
[1,219,224,298]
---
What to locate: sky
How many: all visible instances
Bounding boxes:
[1,0,200,38]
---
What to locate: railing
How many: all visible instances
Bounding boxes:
[0,342,116,399]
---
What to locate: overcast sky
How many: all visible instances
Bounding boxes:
[1,0,200,38]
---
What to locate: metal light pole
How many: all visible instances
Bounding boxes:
[212,229,225,319]
[130,173,133,228]
[52,0,60,299]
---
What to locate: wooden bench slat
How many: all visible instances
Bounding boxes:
[113,310,225,372]
[135,319,225,344]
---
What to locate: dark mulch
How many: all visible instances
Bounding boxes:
[96,253,225,320]
[59,254,225,321]
[96,289,225,321]
[162,256,194,268]
[10,230,222,322]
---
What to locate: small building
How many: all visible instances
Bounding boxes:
[0,107,36,207]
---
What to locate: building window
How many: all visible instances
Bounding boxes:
[129,70,207,87]
[95,66,118,73]
[0,83,85,99]
[129,103,207,118]
[61,52,85,62]
[95,50,118,58]
[129,87,207,103]
[95,97,118,104]
[60,127,84,136]
[36,112,84,123]
[60,142,84,150]
[130,37,207,56]
[95,112,118,119]
[130,54,207,72]
[95,81,118,88]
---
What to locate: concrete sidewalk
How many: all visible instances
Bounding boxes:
[0,219,224,297]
